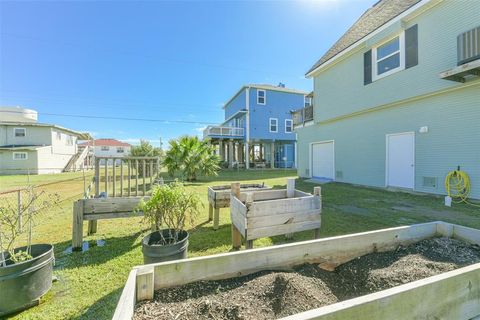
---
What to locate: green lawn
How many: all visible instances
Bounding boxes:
[1,169,479,319]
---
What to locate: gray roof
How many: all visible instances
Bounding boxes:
[306,0,421,75]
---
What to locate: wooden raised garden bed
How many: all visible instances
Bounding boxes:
[113,221,480,320]
[207,183,271,230]
[230,179,321,249]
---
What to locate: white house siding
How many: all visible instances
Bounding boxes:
[0,125,52,147]
[297,84,480,199]
[0,149,38,175]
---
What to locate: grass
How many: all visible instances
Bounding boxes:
[1,169,480,319]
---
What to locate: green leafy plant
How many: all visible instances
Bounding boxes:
[137,181,202,244]
[163,136,220,181]
[129,140,163,177]
[0,187,60,266]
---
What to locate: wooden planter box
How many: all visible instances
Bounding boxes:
[113,221,480,320]
[230,179,321,249]
[207,183,271,230]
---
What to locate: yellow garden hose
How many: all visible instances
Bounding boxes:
[444,169,479,206]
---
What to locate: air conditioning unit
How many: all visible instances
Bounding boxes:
[457,26,480,66]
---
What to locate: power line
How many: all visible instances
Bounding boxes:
[0,110,216,125]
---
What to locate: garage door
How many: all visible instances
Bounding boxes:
[311,141,334,180]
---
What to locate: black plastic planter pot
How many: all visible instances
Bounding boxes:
[0,244,54,316]
[142,229,189,264]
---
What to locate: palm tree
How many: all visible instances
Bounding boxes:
[163,136,220,181]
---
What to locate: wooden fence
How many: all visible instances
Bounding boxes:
[94,156,160,198]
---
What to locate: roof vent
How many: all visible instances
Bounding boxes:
[277,82,285,88]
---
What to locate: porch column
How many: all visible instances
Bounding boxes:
[219,140,224,162]
[270,142,275,168]
[245,142,250,169]
[259,144,263,161]
[294,142,297,169]
[228,140,234,168]
[237,142,243,163]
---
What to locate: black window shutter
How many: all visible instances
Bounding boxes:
[364,50,372,85]
[405,24,418,69]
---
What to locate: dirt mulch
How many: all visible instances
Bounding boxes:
[134,237,480,320]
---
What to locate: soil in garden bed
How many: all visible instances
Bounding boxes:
[134,237,480,320]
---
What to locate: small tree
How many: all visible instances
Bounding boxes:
[163,136,220,181]
[137,181,201,244]
[129,140,162,177]
[0,187,59,266]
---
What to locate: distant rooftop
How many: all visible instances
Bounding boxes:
[79,139,131,147]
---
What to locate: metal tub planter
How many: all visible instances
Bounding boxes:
[114,221,480,320]
[0,244,54,316]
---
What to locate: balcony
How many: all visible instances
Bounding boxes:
[203,126,244,139]
[292,105,314,128]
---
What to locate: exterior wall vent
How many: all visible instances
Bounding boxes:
[422,177,437,188]
[336,170,343,179]
[458,26,480,66]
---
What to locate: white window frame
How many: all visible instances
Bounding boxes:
[56,131,62,140]
[101,146,110,151]
[285,119,293,133]
[13,152,28,160]
[14,127,26,137]
[257,89,266,105]
[117,146,125,153]
[269,118,278,133]
[66,135,74,146]
[372,32,405,81]
[304,96,312,108]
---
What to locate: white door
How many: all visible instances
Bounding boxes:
[311,141,334,180]
[386,132,415,189]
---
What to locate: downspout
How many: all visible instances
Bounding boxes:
[245,87,250,169]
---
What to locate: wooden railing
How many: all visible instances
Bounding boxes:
[203,126,244,138]
[94,156,161,198]
[292,105,314,127]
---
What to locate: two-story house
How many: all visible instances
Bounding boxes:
[204,84,309,168]
[79,138,132,165]
[0,106,91,174]
[296,0,480,198]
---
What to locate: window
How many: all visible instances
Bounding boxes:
[269,118,278,133]
[56,131,62,140]
[257,89,266,105]
[14,128,26,137]
[304,96,312,107]
[101,146,110,151]
[66,136,73,146]
[117,147,124,153]
[372,33,405,80]
[285,119,293,133]
[13,152,28,160]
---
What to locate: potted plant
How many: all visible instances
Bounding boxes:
[138,181,201,264]
[0,187,59,316]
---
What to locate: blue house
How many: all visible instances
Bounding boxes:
[204,84,309,168]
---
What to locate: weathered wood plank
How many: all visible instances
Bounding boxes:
[231,183,242,250]
[148,222,438,290]
[281,263,480,320]
[250,195,320,217]
[83,197,147,214]
[248,220,322,240]
[83,211,144,220]
[246,209,321,229]
[72,200,84,250]
[136,267,154,301]
[112,269,137,320]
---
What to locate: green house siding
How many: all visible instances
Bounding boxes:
[297,84,480,199]
[313,0,480,123]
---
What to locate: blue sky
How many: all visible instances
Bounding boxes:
[0,0,375,147]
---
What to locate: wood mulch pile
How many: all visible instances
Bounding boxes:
[134,237,480,320]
